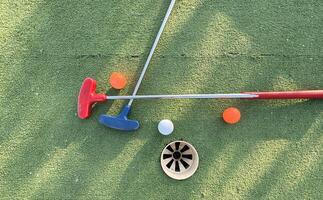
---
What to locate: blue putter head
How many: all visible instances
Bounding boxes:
[99,105,140,131]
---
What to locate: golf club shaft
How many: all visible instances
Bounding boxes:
[108,90,323,100]
[128,0,176,106]
[109,94,257,100]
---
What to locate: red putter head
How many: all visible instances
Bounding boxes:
[78,78,107,119]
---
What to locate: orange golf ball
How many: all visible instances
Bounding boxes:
[222,107,241,124]
[109,72,127,89]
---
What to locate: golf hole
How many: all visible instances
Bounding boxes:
[160,141,199,180]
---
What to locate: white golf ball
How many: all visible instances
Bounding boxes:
[158,119,174,135]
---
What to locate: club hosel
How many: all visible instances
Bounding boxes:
[94,93,107,101]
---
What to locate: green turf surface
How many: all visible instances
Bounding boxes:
[1,0,322,199]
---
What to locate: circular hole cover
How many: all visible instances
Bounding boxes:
[160,141,199,180]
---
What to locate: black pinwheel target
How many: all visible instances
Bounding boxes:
[160,141,199,180]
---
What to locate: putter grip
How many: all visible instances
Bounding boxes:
[246,90,323,99]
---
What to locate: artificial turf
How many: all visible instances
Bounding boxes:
[0,0,322,199]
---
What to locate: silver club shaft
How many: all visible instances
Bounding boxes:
[108,94,258,100]
[128,0,176,106]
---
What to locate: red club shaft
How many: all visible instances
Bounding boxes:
[244,90,323,99]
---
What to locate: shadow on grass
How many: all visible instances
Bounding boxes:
[0,0,176,199]
[110,1,323,199]
[1,0,322,199]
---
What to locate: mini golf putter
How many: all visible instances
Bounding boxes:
[78,77,323,126]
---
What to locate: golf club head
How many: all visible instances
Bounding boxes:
[78,78,107,119]
[99,105,140,131]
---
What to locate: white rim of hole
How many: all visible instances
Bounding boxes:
[160,141,199,180]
